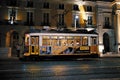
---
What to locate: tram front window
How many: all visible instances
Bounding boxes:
[24,34,29,53]
[30,36,39,54]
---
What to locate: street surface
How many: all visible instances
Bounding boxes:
[0,58,120,80]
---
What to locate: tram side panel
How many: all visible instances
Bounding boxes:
[23,33,99,58]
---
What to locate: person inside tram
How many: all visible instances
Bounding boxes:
[64,47,74,54]
[70,41,74,46]
[76,40,80,46]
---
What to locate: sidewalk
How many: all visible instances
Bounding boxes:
[0,56,19,61]
[100,52,120,58]
[0,52,120,60]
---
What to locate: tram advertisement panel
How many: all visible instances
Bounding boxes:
[75,46,90,53]
[40,46,51,54]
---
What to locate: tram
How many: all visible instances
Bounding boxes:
[23,29,99,60]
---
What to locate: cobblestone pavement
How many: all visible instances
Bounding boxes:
[0,58,120,80]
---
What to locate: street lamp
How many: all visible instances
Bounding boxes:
[74,15,79,31]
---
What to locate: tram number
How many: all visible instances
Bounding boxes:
[80,46,89,50]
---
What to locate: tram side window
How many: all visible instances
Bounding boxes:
[51,39,58,46]
[51,36,58,46]
[62,39,67,46]
[42,36,50,46]
[82,36,88,46]
[59,36,66,46]
[74,36,82,46]
[67,36,74,46]
[91,37,97,45]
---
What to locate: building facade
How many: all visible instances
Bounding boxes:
[0,0,119,57]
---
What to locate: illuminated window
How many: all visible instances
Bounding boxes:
[25,35,29,46]
[67,36,74,46]
[8,8,17,24]
[59,36,66,46]
[74,36,82,46]
[42,36,50,46]
[82,36,88,46]
[51,36,58,46]
[31,36,39,45]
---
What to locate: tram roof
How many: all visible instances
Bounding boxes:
[29,28,98,35]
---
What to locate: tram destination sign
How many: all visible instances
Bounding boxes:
[80,46,90,50]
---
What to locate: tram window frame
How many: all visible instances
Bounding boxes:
[67,36,74,46]
[42,36,50,46]
[51,36,58,46]
[91,37,97,45]
[59,36,66,46]
[82,36,88,46]
[74,36,82,46]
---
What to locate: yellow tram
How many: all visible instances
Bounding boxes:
[23,29,99,59]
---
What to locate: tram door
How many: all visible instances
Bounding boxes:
[30,36,39,55]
